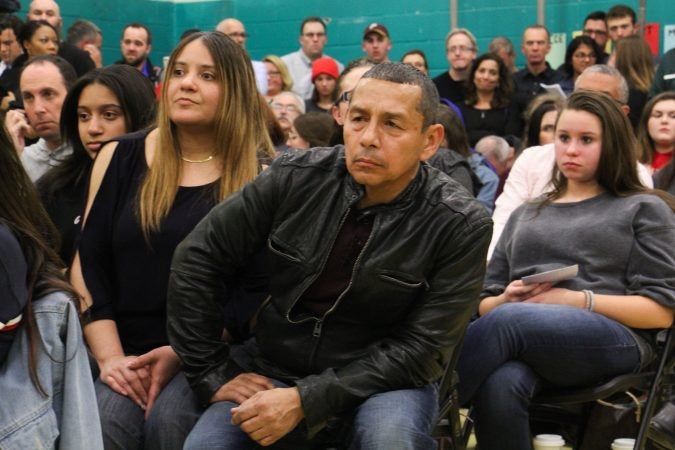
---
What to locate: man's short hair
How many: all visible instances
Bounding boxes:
[576,64,630,104]
[66,19,100,46]
[476,135,511,165]
[359,62,439,129]
[489,37,514,56]
[0,14,22,37]
[122,22,152,45]
[584,10,607,24]
[444,28,478,52]
[300,16,326,35]
[607,4,636,24]
[22,55,77,90]
[522,24,551,42]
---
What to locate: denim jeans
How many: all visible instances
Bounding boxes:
[456,303,642,450]
[96,371,202,450]
[184,379,438,450]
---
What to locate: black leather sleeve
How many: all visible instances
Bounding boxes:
[166,166,280,405]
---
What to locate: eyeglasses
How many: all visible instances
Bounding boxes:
[573,52,596,60]
[228,32,248,39]
[447,45,474,54]
[302,32,326,39]
[583,28,607,37]
[337,90,352,104]
[267,70,281,77]
[271,103,300,113]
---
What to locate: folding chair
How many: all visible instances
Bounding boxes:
[529,324,675,450]
[432,334,471,450]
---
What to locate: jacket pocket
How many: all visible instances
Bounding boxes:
[0,405,58,450]
[378,270,429,290]
[267,237,301,263]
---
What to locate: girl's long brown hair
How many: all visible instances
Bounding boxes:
[545,91,675,212]
[0,123,79,395]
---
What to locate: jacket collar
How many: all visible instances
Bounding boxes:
[342,151,426,213]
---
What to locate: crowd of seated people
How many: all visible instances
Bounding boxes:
[0,1,673,449]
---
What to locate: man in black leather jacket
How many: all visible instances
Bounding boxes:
[168,62,492,449]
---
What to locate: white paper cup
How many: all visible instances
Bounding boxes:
[533,434,565,450]
[611,438,635,449]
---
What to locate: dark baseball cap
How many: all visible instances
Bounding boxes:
[363,23,389,39]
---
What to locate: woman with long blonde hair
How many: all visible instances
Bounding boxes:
[70,31,274,449]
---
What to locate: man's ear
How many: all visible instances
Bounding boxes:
[420,123,444,161]
[331,104,343,125]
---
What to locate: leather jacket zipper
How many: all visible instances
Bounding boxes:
[307,212,377,371]
[284,204,354,326]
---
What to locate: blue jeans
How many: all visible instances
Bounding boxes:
[96,371,202,450]
[457,303,642,450]
[184,379,438,450]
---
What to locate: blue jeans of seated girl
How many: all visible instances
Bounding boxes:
[457,303,642,450]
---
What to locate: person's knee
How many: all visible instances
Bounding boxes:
[350,386,437,450]
[351,420,436,450]
[95,381,144,449]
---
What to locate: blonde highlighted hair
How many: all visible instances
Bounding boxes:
[262,54,294,93]
[138,31,274,237]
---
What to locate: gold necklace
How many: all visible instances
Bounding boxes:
[181,154,215,163]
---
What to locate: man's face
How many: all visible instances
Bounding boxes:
[120,26,151,68]
[521,28,551,66]
[607,16,637,42]
[344,78,441,204]
[0,29,22,65]
[27,0,62,32]
[217,19,247,48]
[299,21,326,59]
[362,33,391,63]
[446,33,476,73]
[271,93,302,132]
[583,19,609,49]
[20,62,68,147]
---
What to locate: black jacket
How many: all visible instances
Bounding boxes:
[167,146,492,434]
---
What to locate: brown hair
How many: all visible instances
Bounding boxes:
[0,122,78,395]
[614,36,654,93]
[546,91,675,211]
[637,91,675,164]
[138,31,274,237]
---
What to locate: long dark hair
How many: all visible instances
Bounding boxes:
[546,91,675,211]
[464,53,513,108]
[0,122,78,394]
[560,35,601,78]
[38,65,157,203]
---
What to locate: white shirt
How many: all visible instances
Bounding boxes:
[489,143,654,259]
